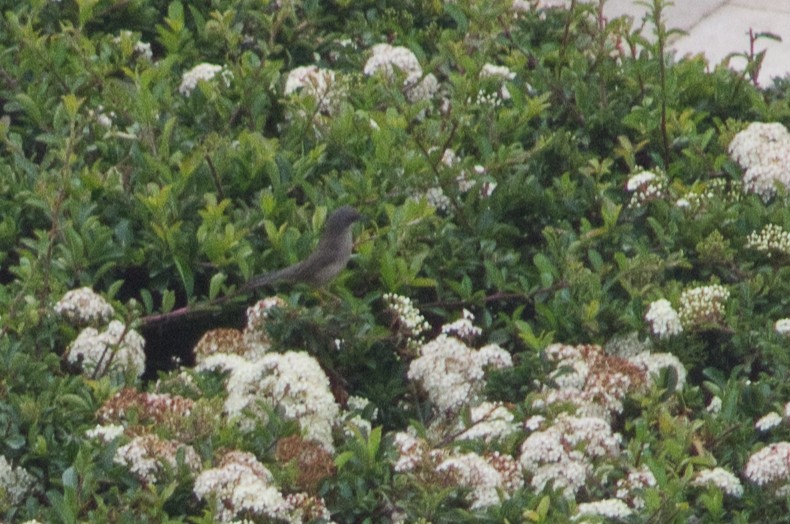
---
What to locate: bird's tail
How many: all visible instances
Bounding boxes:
[243,264,300,291]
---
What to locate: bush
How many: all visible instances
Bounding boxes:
[3,0,790,521]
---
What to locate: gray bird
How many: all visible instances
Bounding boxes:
[245,205,363,289]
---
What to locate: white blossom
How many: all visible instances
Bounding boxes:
[406,73,439,102]
[134,40,152,60]
[644,299,683,338]
[383,293,430,341]
[678,284,730,329]
[616,465,656,510]
[364,43,423,86]
[692,467,744,498]
[478,63,516,103]
[392,431,430,473]
[243,296,287,357]
[179,63,232,96]
[628,350,687,390]
[284,65,341,114]
[538,343,653,419]
[776,318,790,336]
[437,452,510,509]
[54,287,114,325]
[0,455,34,508]
[221,352,339,451]
[519,414,621,498]
[455,402,519,443]
[747,224,790,256]
[728,122,790,200]
[756,412,783,432]
[625,170,667,207]
[574,498,633,520]
[194,451,290,522]
[408,333,512,414]
[424,186,451,211]
[66,320,146,378]
[441,308,482,340]
[85,423,125,443]
[113,434,200,484]
[744,442,790,488]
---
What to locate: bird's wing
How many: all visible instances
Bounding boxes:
[244,260,304,290]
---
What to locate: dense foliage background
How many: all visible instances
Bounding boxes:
[5,0,790,522]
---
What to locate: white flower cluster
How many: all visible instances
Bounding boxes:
[200,350,339,451]
[363,43,438,102]
[194,328,247,360]
[67,320,146,378]
[96,388,195,432]
[114,30,152,60]
[615,465,656,509]
[0,455,34,508]
[284,65,341,114]
[574,498,633,520]
[628,350,687,390]
[441,308,482,340]
[340,395,378,438]
[436,451,523,509]
[179,63,233,96]
[85,423,125,443]
[644,298,683,338]
[746,224,790,256]
[194,298,288,364]
[519,413,622,498]
[678,284,730,329]
[392,431,434,473]
[425,186,451,211]
[744,442,790,490]
[88,105,115,129]
[477,63,516,104]
[692,467,744,498]
[408,332,512,414]
[676,179,741,213]
[625,170,667,207]
[539,343,646,418]
[455,401,520,444]
[728,122,790,200]
[422,150,493,210]
[511,0,561,12]
[134,40,152,60]
[54,287,114,325]
[775,318,790,336]
[113,434,200,484]
[707,396,723,413]
[194,451,290,522]
[756,412,783,432]
[441,149,491,195]
[391,432,522,510]
[244,296,287,355]
[536,343,686,421]
[383,293,430,341]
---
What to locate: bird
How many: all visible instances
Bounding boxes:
[245,205,363,289]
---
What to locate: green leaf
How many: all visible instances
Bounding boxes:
[335,450,355,470]
[367,426,382,459]
[443,3,468,33]
[62,466,78,489]
[209,272,227,300]
[140,289,154,314]
[174,257,195,298]
[161,289,176,313]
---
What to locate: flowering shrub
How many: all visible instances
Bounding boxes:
[5,0,790,521]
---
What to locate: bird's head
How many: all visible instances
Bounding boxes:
[324,205,363,234]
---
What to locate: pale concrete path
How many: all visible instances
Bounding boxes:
[601,0,790,85]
